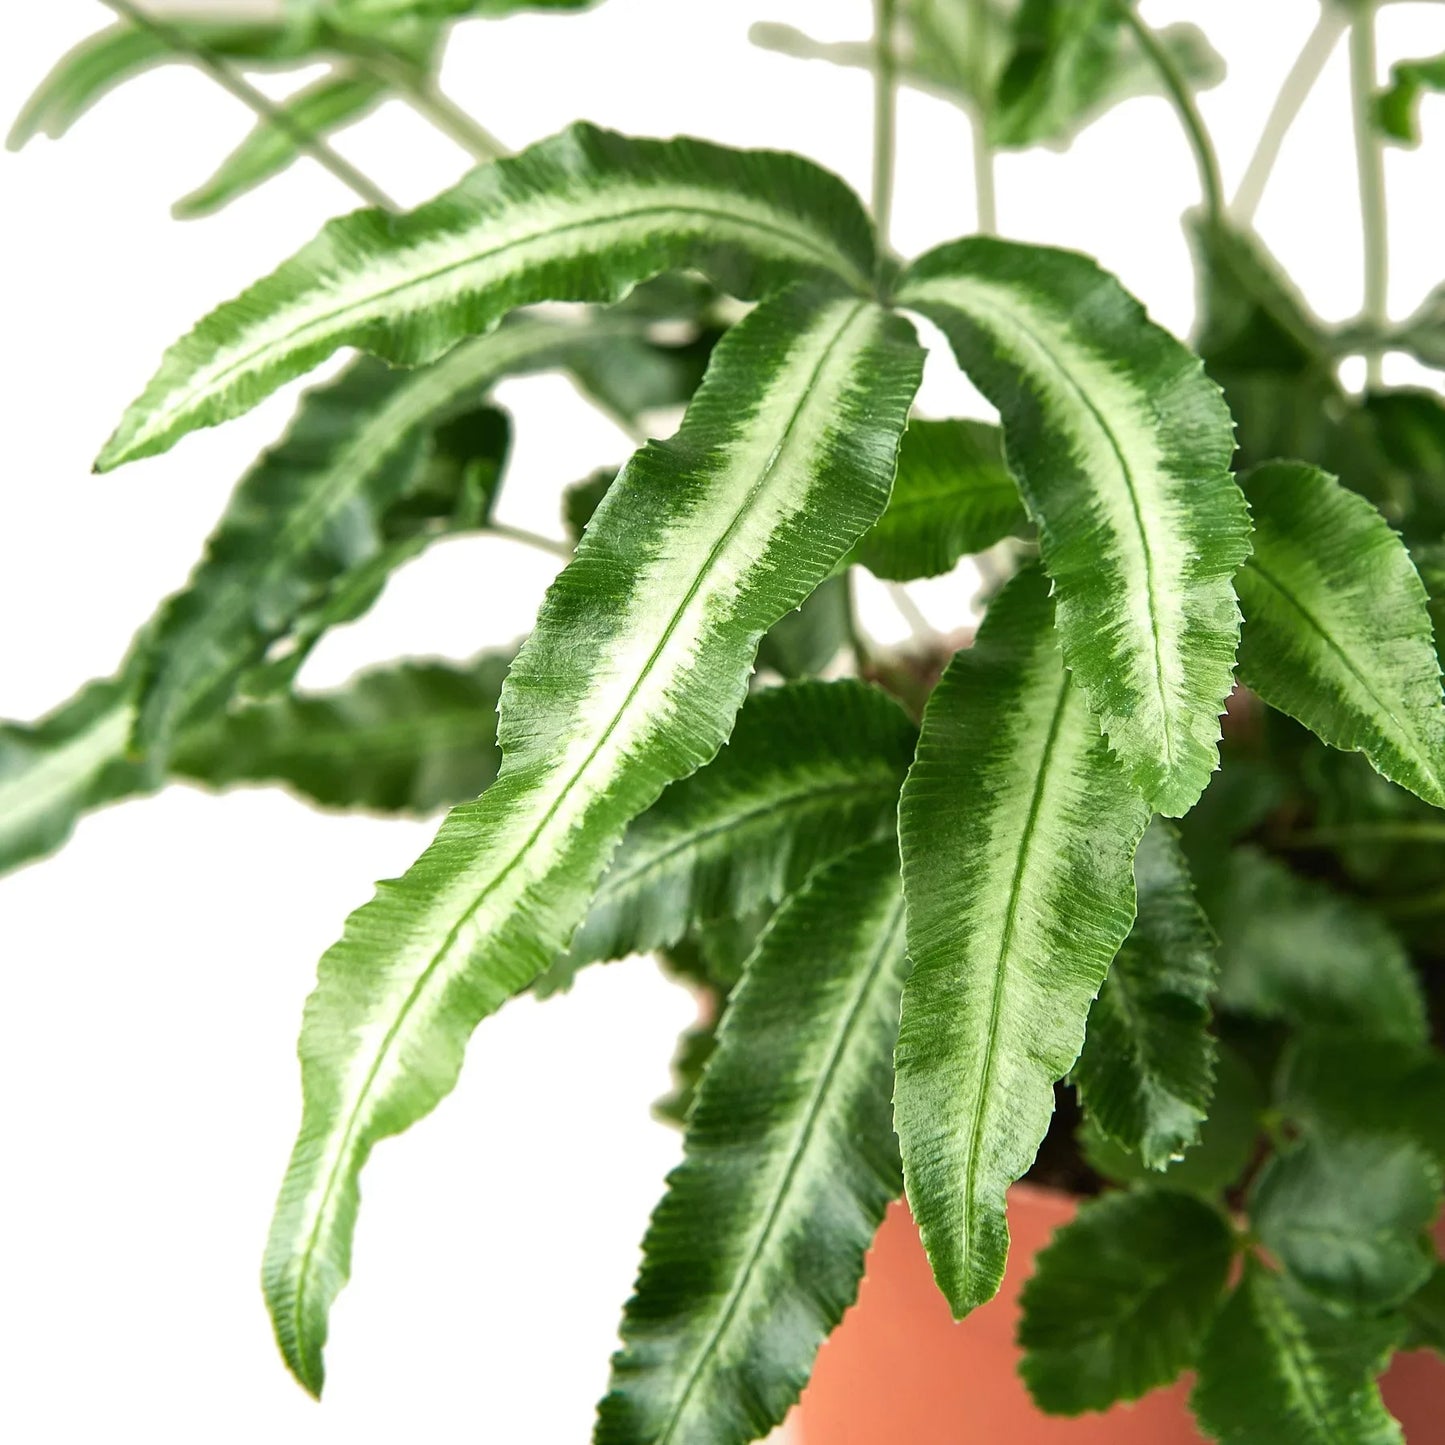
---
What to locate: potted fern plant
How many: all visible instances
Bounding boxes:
[6,1,1445,1441]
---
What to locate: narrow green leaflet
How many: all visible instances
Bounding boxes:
[176,652,512,814]
[1081,1044,1262,1199]
[97,124,878,468]
[6,20,304,150]
[564,679,915,969]
[1019,1188,1233,1414]
[895,567,1150,1318]
[563,468,617,542]
[652,1014,718,1129]
[131,309,683,759]
[1072,819,1218,1171]
[229,406,505,702]
[749,7,1222,154]
[1238,462,1445,810]
[1376,53,1445,146]
[899,238,1248,816]
[262,286,923,1395]
[989,1,1223,151]
[1251,1133,1440,1312]
[1208,850,1427,1043]
[1192,1263,1405,1445]
[129,349,512,761]
[174,73,389,220]
[596,839,909,1445]
[849,418,1027,581]
[0,679,144,876]
[0,650,512,874]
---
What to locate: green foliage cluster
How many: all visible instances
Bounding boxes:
[8,1,1445,1440]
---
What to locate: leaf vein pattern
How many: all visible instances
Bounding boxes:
[928,285,1175,770]
[1246,556,1444,793]
[961,673,1072,1273]
[288,301,872,1326]
[164,203,868,427]
[655,896,907,1441]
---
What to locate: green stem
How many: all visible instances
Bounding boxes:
[968,0,998,233]
[99,0,398,212]
[888,583,938,645]
[402,76,510,163]
[348,45,508,162]
[843,569,873,672]
[969,114,998,236]
[1115,1,1225,228]
[485,522,572,559]
[871,0,899,251]
[1232,5,1348,224]
[1350,4,1389,389]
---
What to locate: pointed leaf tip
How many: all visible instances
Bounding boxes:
[261,285,922,1389]
[899,236,1249,816]
[895,566,1149,1317]
[97,123,878,469]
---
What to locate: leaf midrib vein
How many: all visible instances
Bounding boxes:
[654,894,907,1442]
[959,670,1072,1295]
[145,200,869,446]
[147,322,573,734]
[598,772,899,899]
[916,281,1176,775]
[0,699,134,830]
[1257,1275,1355,1441]
[1245,554,1445,796]
[288,301,874,1343]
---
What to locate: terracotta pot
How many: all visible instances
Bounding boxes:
[793,1188,1445,1443]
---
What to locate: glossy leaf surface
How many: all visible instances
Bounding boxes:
[1081,1044,1262,1199]
[99,124,878,467]
[1280,1035,1445,1166]
[895,567,1149,1317]
[261,286,923,1395]
[130,309,686,758]
[597,839,908,1445]
[1019,1188,1232,1414]
[566,679,914,969]
[1238,462,1445,810]
[1073,819,1218,1171]
[1192,1263,1404,1445]
[1209,850,1427,1044]
[174,72,389,220]
[900,237,1248,815]
[1251,1133,1440,1312]
[850,418,1026,581]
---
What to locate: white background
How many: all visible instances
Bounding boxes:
[2,2,1443,1442]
